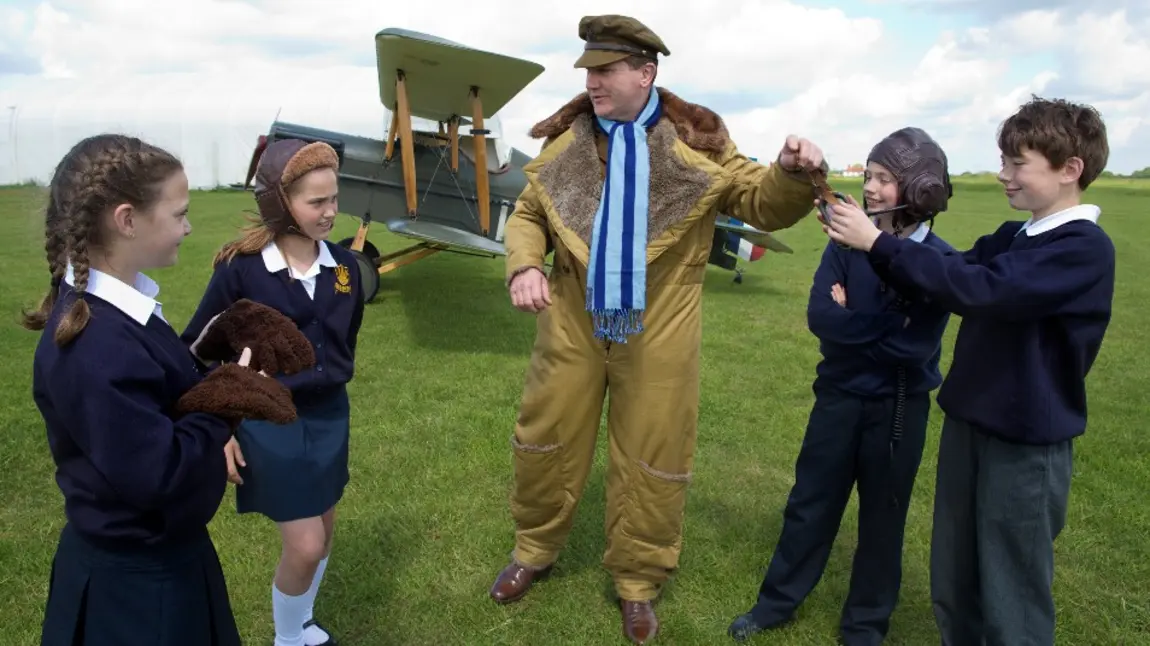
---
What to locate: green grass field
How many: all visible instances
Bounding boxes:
[0,177,1146,645]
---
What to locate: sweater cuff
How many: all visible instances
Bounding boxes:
[868,231,901,263]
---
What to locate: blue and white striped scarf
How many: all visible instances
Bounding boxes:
[586,87,662,343]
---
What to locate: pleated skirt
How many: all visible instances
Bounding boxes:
[40,523,240,646]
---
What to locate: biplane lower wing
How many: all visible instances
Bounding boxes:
[709,216,795,283]
[715,219,794,254]
[386,219,505,257]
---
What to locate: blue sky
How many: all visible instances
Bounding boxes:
[1,0,1148,187]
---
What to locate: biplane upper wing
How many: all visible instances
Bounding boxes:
[375,28,545,123]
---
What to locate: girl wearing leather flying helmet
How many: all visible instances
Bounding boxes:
[857,126,953,235]
[730,128,956,643]
[181,138,365,646]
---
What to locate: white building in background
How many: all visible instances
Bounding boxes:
[0,66,509,190]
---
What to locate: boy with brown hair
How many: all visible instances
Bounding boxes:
[823,96,1115,645]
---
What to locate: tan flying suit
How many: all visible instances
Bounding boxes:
[496,11,822,630]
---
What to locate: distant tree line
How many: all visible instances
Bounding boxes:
[1101,167,1150,179]
[950,168,1150,180]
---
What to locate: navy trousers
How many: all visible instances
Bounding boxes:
[930,415,1072,646]
[749,384,931,645]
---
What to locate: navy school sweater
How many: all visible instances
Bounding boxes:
[807,224,954,397]
[181,240,365,400]
[867,205,1115,445]
[32,270,233,546]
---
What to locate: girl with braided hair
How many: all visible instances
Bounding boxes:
[23,133,312,645]
[182,138,364,646]
[729,127,956,645]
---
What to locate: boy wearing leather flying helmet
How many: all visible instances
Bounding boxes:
[729,127,955,645]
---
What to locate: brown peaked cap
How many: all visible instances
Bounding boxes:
[575,15,670,69]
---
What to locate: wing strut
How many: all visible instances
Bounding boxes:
[470,86,491,234]
[395,70,417,216]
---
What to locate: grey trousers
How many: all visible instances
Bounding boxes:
[930,415,1072,646]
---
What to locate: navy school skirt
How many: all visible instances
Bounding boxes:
[40,523,240,646]
[234,385,350,523]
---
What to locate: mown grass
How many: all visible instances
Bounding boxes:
[0,176,1146,645]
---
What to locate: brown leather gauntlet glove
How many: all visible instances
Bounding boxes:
[192,299,316,376]
[176,364,298,426]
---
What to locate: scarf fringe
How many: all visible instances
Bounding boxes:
[588,306,645,343]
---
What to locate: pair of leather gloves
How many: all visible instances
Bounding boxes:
[176,299,317,427]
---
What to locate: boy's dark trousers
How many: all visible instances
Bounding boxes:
[930,415,1072,646]
[749,384,932,645]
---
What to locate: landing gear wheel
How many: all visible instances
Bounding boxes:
[350,249,379,303]
[337,237,381,263]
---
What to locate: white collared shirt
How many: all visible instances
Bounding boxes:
[260,240,338,299]
[64,263,166,325]
[906,221,930,243]
[871,220,930,243]
[1016,204,1101,237]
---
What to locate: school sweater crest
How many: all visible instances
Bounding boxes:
[182,240,365,401]
[867,204,1115,444]
[807,224,954,397]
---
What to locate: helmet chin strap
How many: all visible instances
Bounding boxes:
[865,203,909,216]
[865,202,912,237]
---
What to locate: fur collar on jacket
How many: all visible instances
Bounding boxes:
[528,87,730,154]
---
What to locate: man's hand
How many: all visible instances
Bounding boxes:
[824,194,882,251]
[777,135,826,173]
[831,283,847,307]
[509,268,552,313]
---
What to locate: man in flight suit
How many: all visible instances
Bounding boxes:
[489,14,829,644]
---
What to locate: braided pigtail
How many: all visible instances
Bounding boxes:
[54,209,94,345]
[20,189,69,331]
[19,133,183,346]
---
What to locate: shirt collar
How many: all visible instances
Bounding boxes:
[260,240,338,279]
[873,220,930,243]
[1016,204,1101,237]
[64,264,164,325]
[907,221,930,243]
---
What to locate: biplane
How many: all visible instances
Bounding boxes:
[241,27,793,302]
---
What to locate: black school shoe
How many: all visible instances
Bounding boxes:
[727,612,794,641]
[303,619,338,646]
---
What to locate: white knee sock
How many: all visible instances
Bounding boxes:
[272,582,309,646]
[302,556,330,645]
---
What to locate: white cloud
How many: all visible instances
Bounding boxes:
[1,1,1148,188]
[963,8,1150,97]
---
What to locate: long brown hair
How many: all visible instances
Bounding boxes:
[212,215,278,266]
[20,134,183,345]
